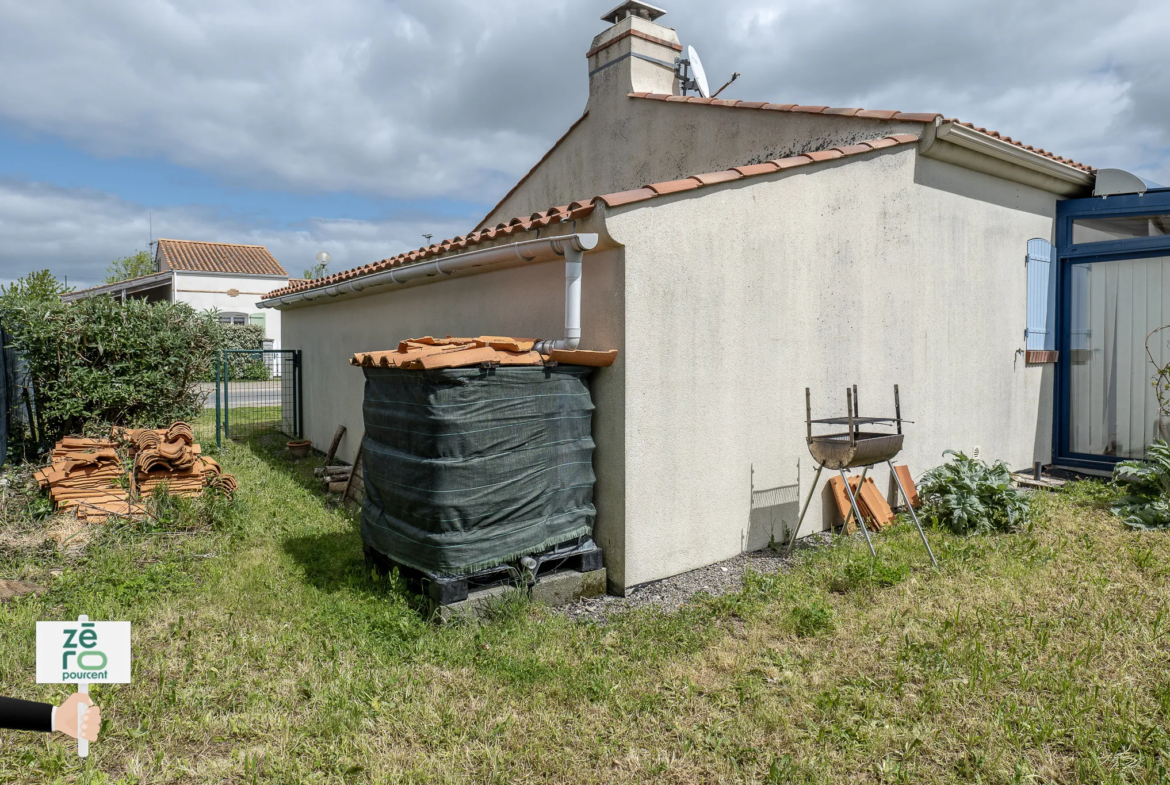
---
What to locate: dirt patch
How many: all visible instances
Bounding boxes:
[560,532,838,623]
[0,579,47,602]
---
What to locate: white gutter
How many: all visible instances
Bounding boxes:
[259,233,598,352]
[920,121,1094,197]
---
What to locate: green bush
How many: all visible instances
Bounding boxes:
[918,450,1030,534]
[0,271,220,441]
[1111,440,1170,530]
[214,323,269,382]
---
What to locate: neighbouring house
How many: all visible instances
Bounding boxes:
[258,1,1170,593]
[63,239,290,350]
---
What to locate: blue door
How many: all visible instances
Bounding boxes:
[1055,190,1170,469]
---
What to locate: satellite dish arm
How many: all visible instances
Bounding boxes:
[710,72,740,100]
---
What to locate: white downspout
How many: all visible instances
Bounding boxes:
[534,238,583,354]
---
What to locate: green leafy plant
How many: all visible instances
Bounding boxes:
[213,323,269,382]
[1,271,220,441]
[918,450,1029,535]
[103,250,156,284]
[1111,440,1170,530]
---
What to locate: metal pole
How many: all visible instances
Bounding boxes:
[894,384,902,434]
[223,351,230,440]
[840,468,876,558]
[215,353,221,449]
[785,462,824,554]
[846,388,855,447]
[844,465,870,532]
[887,460,937,567]
[296,350,304,439]
[805,387,812,441]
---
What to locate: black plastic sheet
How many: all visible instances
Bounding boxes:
[360,365,597,576]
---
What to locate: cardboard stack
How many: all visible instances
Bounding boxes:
[34,422,237,524]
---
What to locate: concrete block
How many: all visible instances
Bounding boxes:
[431,568,607,623]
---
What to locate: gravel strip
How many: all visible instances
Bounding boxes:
[560,532,838,624]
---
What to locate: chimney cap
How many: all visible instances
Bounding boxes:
[601,1,667,24]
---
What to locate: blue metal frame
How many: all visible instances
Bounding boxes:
[1054,188,1170,469]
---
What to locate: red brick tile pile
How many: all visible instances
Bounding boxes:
[350,335,618,371]
[34,422,237,524]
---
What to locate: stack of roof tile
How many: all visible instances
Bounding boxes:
[118,424,235,499]
[350,336,618,371]
[34,422,238,524]
[34,437,146,523]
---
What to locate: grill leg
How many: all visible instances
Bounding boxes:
[840,469,876,558]
[785,462,823,555]
[887,460,938,567]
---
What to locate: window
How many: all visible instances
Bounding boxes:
[1072,214,1170,244]
[249,313,266,329]
[219,312,248,325]
[1025,238,1056,353]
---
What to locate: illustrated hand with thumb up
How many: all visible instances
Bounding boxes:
[55,693,100,742]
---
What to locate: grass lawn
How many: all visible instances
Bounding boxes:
[2,438,1170,784]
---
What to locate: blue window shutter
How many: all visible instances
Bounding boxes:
[1026,238,1055,351]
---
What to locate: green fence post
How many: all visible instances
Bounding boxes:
[296,350,304,439]
[224,351,230,440]
[215,352,221,449]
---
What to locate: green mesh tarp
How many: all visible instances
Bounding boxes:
[360,365,597,576]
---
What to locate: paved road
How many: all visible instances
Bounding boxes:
[196,380,283,409]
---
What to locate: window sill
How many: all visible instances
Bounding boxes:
[1025,350,1059,364]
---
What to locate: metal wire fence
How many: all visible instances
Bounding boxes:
[214,350,302,447]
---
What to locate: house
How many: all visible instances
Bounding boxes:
[258,2,1169,594]
[63,239,290,350]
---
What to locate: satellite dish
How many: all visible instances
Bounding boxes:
[315,251,331,265]
[688,45,710,98]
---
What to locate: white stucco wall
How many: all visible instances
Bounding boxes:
[172,272,287,348]
[605,145,1058,587]
[278,250,629,587]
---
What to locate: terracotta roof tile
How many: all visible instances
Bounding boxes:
[264,134,920,302]
[627,93,1093,172]
[856,109,900,120]
[595,187,658,207]
[157,239,288,277]
[732,162,781,177]
[689,170,744,186]
[771,155,814,170]
[646,179,702,195]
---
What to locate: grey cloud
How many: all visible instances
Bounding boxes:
[0,0,1167,201]
[0,179,471,288]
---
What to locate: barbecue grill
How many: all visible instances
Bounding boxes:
[786,386,936,566]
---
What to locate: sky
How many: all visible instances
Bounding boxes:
[0,0,1167,288]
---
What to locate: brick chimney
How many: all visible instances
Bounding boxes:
[587,1,680,111]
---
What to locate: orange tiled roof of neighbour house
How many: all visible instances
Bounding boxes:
[350,336,619,371]
[157,239,289,277]
[264,133,924,301]
[629,93,1094,173]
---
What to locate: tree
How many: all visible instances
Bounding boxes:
[1,271,221,439]
[303,261,329,280]
[104,250,156,284]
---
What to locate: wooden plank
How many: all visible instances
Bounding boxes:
[323,425,346,467]
[342,431,365,505]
